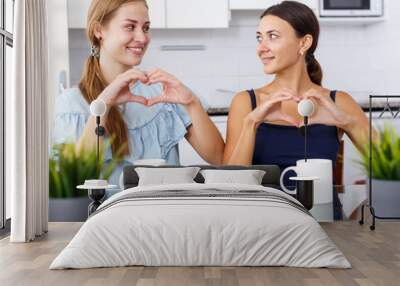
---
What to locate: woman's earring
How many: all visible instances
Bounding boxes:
[300,50,304,56]
[91,45,100,58]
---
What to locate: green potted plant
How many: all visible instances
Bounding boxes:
[358,124,400,217]
[49,142,121,222]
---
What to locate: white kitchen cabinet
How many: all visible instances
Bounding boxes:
[229,0,317,11]
[147,0,166,28]
[343,112,400,186]
[67,0,166,29]
[166,0,230,28]
[179,116,227,165]
[300,0,318,12]
[229,0,278,10]
[343,134,364,186]
[67,0,91,28]
[67,0,229,29]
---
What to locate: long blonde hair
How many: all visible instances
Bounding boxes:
[79,0,148,156]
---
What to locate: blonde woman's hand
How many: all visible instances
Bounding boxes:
[304,88,352,128]
[145,69,196,106]
[98,68,149,107]
[246,88,301,127]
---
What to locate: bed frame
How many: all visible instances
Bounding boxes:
[122,165,282,190]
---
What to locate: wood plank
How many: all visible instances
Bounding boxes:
[0,222,399,286]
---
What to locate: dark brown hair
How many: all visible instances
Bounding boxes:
[261,1,322,85]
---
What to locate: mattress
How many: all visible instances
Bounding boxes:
[50,183,350,269]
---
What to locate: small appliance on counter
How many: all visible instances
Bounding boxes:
[319,0,384,18]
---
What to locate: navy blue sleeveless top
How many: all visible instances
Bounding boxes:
[248,89,342,219]
[248,89,340,186]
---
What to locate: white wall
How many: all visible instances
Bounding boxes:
[318,5,400,100]
[47,0,70,139]
[68,2,400,108]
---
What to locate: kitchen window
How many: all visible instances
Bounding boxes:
[0,0,14,234]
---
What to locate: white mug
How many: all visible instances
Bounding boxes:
[280,159,333,204]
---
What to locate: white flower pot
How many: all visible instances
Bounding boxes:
[369,179,400,218]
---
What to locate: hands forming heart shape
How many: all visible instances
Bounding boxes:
[99,68,351,129]
[98,68,195,108]
[248,88,302,127]
[303,88,352,128]
[249,87,352,128]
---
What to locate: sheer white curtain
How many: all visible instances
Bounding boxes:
[10,0,49,242]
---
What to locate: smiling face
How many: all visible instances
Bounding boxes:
[96,1,150,67]
[256,15,306,75]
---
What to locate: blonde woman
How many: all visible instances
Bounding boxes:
[53,0,224,187]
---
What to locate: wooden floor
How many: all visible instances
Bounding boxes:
[0,221,399,286]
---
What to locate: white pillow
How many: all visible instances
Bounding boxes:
[135,167,201,186]
[200,169,266,185]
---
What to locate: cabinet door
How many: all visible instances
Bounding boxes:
[299,0,318,12]
[68,0,166,29]
[229,0,278,10]
[166,0,230,28]
[343,115,400,186]
[67,0,91,28]
[179,116,227,165]
[343,134,364,185]
[147,0,166,28]
[229,0,317,11]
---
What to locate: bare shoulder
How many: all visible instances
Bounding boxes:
[335,90,355,100]
[231,90,251,104]
[334,90,367,119]
[229,90,253,115]
[334,90,360,108]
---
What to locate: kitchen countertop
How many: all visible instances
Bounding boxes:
[207,99,400,116]
[357,99,400,112]
[207,107,230,116]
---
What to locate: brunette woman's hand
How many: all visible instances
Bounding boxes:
[246,88,301,127]
[98,68,149,107]
[304,88,353,128]
[145,69,196,106]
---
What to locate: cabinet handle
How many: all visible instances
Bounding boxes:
[160,45,206,51]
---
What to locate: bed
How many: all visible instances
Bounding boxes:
[50,165,350,269]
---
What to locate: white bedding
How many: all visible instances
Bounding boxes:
[50,183,351,269]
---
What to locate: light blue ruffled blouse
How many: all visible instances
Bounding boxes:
[52,82,192,187]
